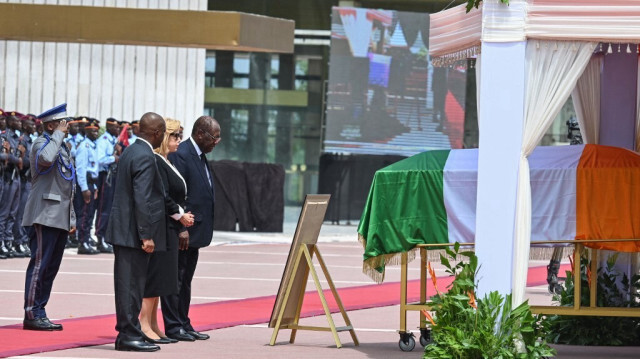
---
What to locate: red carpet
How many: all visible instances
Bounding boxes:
[0,264,566,357]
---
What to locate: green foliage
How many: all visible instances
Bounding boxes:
[423,243,555,359]
[466,0,510,13]
[542,252,640,346]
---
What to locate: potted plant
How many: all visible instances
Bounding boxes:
[423,243,555,358]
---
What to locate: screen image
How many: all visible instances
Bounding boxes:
[325,7,468,157]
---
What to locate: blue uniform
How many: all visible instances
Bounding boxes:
[94,132,117,240]
[13,134,34,246]
[74,138,99,245]
[64,133,84,159]
[0,129,23,247]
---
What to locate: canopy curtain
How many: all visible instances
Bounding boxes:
[513,39,597,305]
[571,55,602,144]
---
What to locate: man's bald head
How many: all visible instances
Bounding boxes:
[139,112,166,148]
[192,116,220,154]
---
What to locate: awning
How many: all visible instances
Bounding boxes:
[0,3,295,53]
[429,4,481,66]
[430,0,640,66]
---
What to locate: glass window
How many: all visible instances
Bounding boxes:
[205,56,216,73]
[295,79,308,91]
[271,56,279,76]
[295,59,308,76]
[541,97,576,146]
[233,56,250,74]
[205,55,216,88]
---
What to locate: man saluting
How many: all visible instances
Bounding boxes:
[22,103,76,331]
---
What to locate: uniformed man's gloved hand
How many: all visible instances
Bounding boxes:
[82,190,92,204]
[56,119,68,133]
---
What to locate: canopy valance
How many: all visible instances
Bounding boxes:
[430,0,640,66]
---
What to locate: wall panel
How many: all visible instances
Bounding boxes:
[0,0,206,128]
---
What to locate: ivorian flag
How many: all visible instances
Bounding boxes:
[358,144,640,282]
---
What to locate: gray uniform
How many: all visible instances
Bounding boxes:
[22,130,76,230]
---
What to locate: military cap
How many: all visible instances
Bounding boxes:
[85,119,100,130]
[70,116,90,125]
[21,114,37,122]
[105,118,118,125]
[5,110,24,119]
[37,103,68,123]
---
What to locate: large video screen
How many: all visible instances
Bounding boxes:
[324,7,468,156]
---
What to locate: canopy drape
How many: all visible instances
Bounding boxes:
[513,39,596,305]
[571,55,603,144]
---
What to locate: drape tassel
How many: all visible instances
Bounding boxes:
[432,45,481,68]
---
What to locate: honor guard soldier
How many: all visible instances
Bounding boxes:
[75,119,111,254]
[95,118,119,246]
[0,111,28,258]
[63,116,88,249]
[12,114,37,258]
[0,109,6,259]
[129,120,139,144]
[22,103,76,331]
[64,117,87,159]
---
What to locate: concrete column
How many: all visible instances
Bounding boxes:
[248,52,271,163]
[214,50,233,158]
[276,54,294,167]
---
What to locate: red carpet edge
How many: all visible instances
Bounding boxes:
[0,264,567,357]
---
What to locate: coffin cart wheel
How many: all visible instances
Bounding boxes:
[398,331,416,352]
[419,328,433,347]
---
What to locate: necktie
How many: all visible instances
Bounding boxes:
[201,153,212,187]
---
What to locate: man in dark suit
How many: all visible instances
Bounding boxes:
[163,116,219,341]
[106,112,166,352]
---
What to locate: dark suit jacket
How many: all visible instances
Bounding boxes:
[156,154,187,233]
[168,139,214,248]
[106,140,167,251]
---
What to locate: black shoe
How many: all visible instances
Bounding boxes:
[0,253,6,259]
[6,244,24,258]
[166,329,196,342]
[68,233,78,247]
[142,333,175,344]
[98,237,114,254]
[187,330,210,340]
[115,338,160,352]
[77,242,100,255]
[23,317,63,331]
[162,336,178,344]
[20,244,31,257]
[0,241,9,256]
[14,243,29,257]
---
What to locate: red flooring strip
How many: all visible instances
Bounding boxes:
[0,264,565,357]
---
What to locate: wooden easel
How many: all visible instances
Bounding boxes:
[269,243,359,348]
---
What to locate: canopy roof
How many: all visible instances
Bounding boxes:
[430,0,640,65]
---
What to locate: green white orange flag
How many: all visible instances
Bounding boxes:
[358,144,640,282]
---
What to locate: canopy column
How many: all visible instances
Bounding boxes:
[475,41,526,297]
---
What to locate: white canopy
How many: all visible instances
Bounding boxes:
[430,0,640,66]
